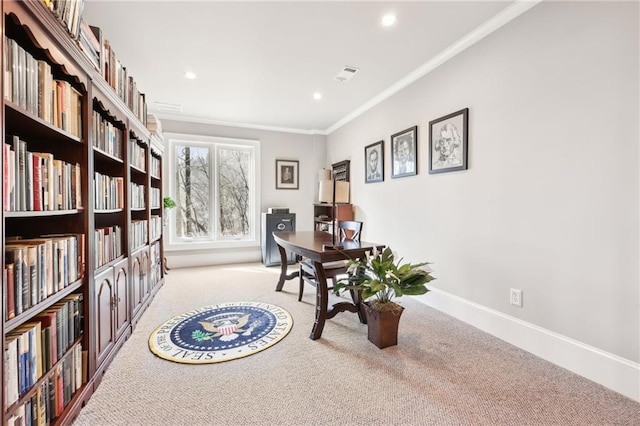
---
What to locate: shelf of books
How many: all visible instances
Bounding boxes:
[2,1,165,424]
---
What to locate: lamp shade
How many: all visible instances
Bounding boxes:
[318,168,332,181]
[318,180,350,203]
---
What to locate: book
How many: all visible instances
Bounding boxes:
[5,248,23,315]
[36,310,57,368]
[11,136,21,211]
[32,154,42,211]
[7,323,36,396]
[32,152,54,211]
[4,36,13,103]
[3,142,10,210]
[5,246,28,313]
[6,263,15,319]
[33,152,55,210]
[25,150,33,211]
[5,335,19,406]
[25,244,38,307]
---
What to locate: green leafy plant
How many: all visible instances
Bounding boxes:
[163,196,176,209]
[334,247,435,311]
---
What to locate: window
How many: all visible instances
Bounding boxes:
[165,133,260,250]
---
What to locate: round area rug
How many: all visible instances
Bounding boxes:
[148,301,293,364]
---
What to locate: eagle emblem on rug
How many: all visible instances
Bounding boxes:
[193,311,261,342]
[149,302,293,364]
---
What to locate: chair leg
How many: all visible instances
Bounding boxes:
[298,263,304,301]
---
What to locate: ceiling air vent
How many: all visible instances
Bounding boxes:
[334,66,359,83]
[155,101,183,114]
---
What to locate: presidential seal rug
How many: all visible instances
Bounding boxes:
[148,302,293,364]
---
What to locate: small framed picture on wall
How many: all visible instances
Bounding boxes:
[429,108,469,174]
[275,159,299,189]
[364,140,384,183]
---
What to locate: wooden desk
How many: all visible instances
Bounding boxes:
[273,231,384,340]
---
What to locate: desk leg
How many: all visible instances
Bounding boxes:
[350,289,367,324]
[275,244,299,291]
[310,261,328,340]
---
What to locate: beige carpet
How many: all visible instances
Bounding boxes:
[72,263,640,425]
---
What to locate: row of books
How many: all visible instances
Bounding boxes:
[150,187,161,210]
[94,172,124,211]
[130,220,148,252]
[102,38,147,125]
[150,155,161,178]
[95,226,123,269]
[78,20,100,72]
[92,110,124,159]
[42,0,85,40]
[4,37,83,139]
[77,22,148,124]
[3,136,82,213]
[130,182,145,210]
[5,294,84,407]
[129,138,147,171]
[4,234,85,321]
[6,344,84,425]
[150,216,162,242]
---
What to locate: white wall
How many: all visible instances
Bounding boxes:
[162,119,326,267]
[327,1,639,399]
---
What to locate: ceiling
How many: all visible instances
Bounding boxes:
[81,1,521,134]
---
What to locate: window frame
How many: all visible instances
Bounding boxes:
[164,132,260,251]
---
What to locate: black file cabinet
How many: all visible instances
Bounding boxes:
[261,213,296,266]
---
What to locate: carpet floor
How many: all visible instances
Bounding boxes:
[72,263,640,425]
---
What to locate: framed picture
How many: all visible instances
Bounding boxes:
[275,159,299,189]
[429,108,469,174]
[391,126,418,178]
[364,140,384,183]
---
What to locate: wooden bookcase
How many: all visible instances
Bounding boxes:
[313,203,353,233]
[1,1,165,424]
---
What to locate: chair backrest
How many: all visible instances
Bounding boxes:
[338,220,362,241]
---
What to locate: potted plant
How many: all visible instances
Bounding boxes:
[334,247,436,349]
[163,196,176,210]
[163,196,176,226]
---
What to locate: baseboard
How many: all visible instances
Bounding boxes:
[166,247,261,269]
[415,288,640,402]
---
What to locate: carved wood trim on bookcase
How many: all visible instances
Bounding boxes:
[4,1,88,91]
[6,0,149,137]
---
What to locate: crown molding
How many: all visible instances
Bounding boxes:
[325,0,542,135]
[153,112,327,136]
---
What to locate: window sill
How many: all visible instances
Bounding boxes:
[165,238,259,252]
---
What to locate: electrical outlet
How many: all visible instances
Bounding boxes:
[510,288,523,307]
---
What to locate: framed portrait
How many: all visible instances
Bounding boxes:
[391,126,418,178]
[275,159,299,189]
[364,140,384,183]
[429,108,469,174]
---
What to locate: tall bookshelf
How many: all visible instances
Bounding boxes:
[1,1,165,424]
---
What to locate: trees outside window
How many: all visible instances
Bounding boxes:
[167,134,258,248]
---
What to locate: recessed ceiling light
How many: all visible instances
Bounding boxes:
[381,14,397,27]
[184,71,197,80]
[313,92,322,100]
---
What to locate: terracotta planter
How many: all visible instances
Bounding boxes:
[362,302,405,349]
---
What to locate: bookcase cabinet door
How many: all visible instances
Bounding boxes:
[94,267,116,369]
[140,247,150,299]
[129,251,145,323]
[113,258,129,339]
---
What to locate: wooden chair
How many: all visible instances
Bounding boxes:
[298,220,363,301]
